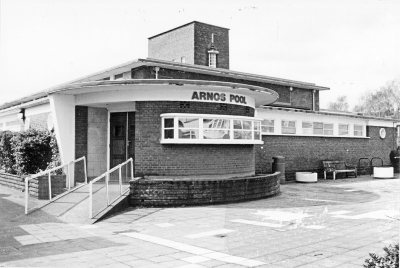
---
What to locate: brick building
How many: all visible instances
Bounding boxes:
[0,21,399,188]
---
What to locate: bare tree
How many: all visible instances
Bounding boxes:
[327,95,349,111]
[353,77,400,119]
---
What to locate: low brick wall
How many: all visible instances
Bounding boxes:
[130,173,280,206]
[32,175,67,199]
[0,172,66,200]
[0,172,25,191]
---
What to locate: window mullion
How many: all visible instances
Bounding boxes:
[199,118,203,140]
[174,118,178,140]
[230,119,233,140]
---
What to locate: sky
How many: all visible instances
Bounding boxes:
[1,0,399,109]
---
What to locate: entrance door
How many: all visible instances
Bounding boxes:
[110,112,135,181]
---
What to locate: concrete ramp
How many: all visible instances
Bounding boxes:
[29,184,93,224]
[29,183,130,224]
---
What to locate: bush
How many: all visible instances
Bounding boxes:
[11,129,54,175]
[0,131,16,174]
[364,243,399,268]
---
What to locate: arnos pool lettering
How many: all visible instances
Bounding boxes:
[191,91,247,104]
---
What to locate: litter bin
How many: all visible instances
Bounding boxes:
[394,157,400,174]
[390,149,400,173]
[272,156,285,184]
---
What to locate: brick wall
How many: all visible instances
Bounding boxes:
[255,126,396,180]
[75,106,88,182]
[28,112,50,131]
[87,107,108,178]
[130,173,280,206]
[148,23,195,64]
[0,173,66,200]
[194,22,229,69]
[135,101,255,177]
[131,66,317,109]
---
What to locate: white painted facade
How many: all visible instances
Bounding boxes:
[256,108,373,138]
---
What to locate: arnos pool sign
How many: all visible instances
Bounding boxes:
[191,91,248,105]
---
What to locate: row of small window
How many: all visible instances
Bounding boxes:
[261,120,364,136]
[163,117,261,141]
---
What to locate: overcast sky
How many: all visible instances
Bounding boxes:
[1,0,399,109]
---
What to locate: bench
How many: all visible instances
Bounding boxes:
[322,161,357,180]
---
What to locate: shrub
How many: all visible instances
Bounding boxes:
[364,243,399,268]
[11,129,53,175]
[0,131,16,174]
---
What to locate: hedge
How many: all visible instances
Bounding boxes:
[0,130,60,175]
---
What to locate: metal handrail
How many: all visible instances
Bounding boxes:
[357,158,370,169]
[25,156,87,214]
[89,158,133,219]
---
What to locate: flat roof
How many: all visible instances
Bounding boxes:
[260,106,400,122]
[148,21,230,39]
[0,58,329,112]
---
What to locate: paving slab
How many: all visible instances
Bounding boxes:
[0,175,399,268]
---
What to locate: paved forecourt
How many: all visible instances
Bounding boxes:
[0,175,399,268]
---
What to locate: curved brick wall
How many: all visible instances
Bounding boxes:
[135,101,256,177]
[130,173,280,206]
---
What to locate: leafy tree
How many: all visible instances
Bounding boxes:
[354,77,400,119]
[327,95,349,111]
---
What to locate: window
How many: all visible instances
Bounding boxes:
[163,118,174,139]
[113,125,125,137]
[339,124,349,135]
[302,122,312,134]
[354,125,363,136]
[323,123,333,135]
[313,122,323,135]
[161,114,262,144]
[311,122,333,135]
[261,119,274,133]
[178,118,199,139]
[203,118,230,139]
[282,120,296,134]
[209,53,217,68]
[234,120,252,140]
[114,73,123,80]
[254,121,261,140]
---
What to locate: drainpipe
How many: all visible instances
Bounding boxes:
[312,90,316,111]
[154,66,160,79]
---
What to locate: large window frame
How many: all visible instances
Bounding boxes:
[261,119,275,134]
[339,124,349,135]
[281,120,296,134]
[354,124,363,136]
[161,113,263,144]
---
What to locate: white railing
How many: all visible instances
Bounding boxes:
[89,158,133,218]
[25,156,87,214]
